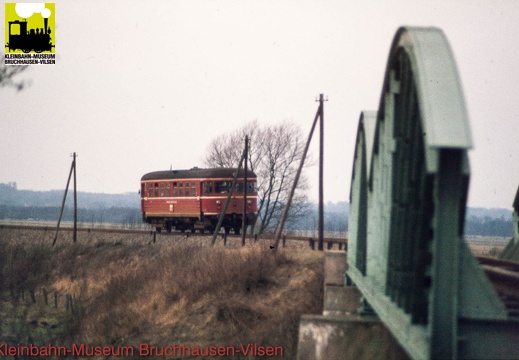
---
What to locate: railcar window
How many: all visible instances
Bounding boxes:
[148,183,153,197]
[204,182,213,195]
[166,183,171,197]
[173,182,177,197]
[191,182,196,196]
[154,183,159,197]
[247,182,255,193]
[215,181,232,193]
[184,182,190,197]
[160,183,164,197]
[141,183,145,196]
[179,183,184,197]
[236,181,255,193]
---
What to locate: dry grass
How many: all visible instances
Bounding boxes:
[0,228,324,359]
[465,235,510,257]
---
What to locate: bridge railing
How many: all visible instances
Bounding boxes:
[347,27,518,360]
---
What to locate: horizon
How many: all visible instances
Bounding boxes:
[1,181,515,212]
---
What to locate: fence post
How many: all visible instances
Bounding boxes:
[308,238,315,250]
[254,234,258,242]
[43,289,48,306]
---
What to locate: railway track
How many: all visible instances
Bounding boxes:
[0,223,348,249]
[477,256,519,316]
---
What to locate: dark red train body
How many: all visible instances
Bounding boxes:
[140,167,257,234]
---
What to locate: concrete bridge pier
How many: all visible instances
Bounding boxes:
[297,250,409,360]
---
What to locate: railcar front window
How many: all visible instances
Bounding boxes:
[173,182,178,196]
[154,183,159,197]
[148,183,153,197]
[215,181,232,193]
[247,182,255,193]
[236,181,255,193]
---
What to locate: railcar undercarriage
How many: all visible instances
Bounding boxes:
[144,213,256,235]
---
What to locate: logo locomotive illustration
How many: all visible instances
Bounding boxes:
[4,3,55,65]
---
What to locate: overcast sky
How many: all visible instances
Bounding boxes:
[1,0,518,209]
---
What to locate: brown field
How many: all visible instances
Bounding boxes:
[0,228,325,359]
[464,235,511,257]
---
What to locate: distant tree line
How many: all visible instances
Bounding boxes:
[0,182,139,208]
[2,204,513,236]
[0,183,514,236]
[284,203,348,233]
[463,216,513,237]
[0,205,142,228]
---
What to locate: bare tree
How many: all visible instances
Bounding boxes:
[204,120,311,233]
[0,56,30,91]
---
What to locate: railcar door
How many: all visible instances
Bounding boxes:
[200,181,213,214]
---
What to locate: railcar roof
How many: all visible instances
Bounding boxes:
[141,167,257,181]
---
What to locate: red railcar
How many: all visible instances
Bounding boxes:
[140,167,257,234]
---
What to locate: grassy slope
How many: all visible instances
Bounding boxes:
[0,229,324,359]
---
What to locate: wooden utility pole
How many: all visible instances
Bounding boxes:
[73,152,77,242]
[273,96,325,250]
[242,135,249,246]
[211,148,246,246]
[52,153,77,247]
[318,94,325,250]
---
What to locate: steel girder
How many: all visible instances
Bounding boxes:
[347,27,519,360]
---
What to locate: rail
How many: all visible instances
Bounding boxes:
[0,223,347,249]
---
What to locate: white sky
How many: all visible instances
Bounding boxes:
[1,0,518,209]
